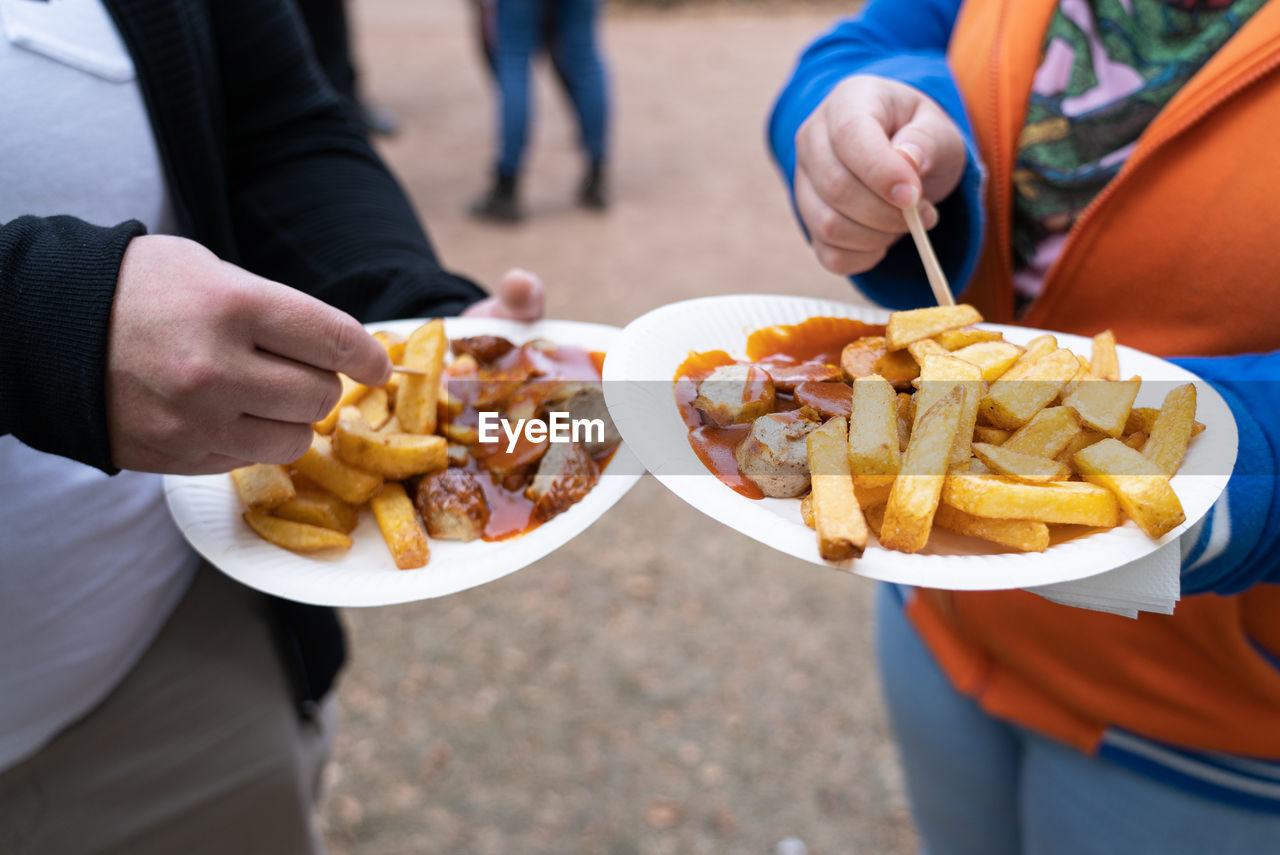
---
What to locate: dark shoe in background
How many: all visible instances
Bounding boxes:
[579,162,608,211]
[470,173,523,223]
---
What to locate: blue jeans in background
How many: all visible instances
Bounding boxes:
[495,0,608,178]
[874,582,1280,855]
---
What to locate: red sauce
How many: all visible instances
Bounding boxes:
[676,316,884,499]
[688,425,764,499]
[477,471,536,540]
[745,316,885,365]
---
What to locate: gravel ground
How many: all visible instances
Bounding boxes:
[324,2,919,853]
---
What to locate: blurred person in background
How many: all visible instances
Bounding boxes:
[470,0,576,99]
[0,1,542,852]
[769,1,1280,853]
[471,0,610,223]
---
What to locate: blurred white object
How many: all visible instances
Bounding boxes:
[776,837,808,855]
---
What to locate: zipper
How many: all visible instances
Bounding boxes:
[1031,42,1280,317]
[988,0,1015,321]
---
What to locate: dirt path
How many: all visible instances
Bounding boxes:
[325,3,917,853]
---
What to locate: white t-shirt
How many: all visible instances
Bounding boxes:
[0,0,201,772]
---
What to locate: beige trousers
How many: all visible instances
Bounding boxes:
[0,563,336,855]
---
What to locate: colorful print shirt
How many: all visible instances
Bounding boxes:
[1011,0,1266,300]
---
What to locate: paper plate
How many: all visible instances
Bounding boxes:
[164,318,645,607]
[602,295,1238,590]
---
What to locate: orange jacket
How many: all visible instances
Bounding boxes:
[903,0,1280,756]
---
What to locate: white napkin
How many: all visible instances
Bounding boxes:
[1025,539,1181,618]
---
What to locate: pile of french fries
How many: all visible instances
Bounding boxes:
[799,305,1202,561]
[230,320,453,570]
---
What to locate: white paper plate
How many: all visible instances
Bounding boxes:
[602,295,1238,590]
[165,318,645,607]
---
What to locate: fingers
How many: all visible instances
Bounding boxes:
[497,268,545,320]
[460,267,547,320]
[231,351,344,425]
[798,119,921,234]
[217,414,316,466]
[823,90,925,211]
[243,276,391,387]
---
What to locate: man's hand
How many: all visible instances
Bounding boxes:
[794,75,967,276]
[461,268,546,320]
[106,235,392,474]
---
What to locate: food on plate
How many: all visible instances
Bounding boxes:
[806,416,869,560]
[242,510,354,552]
[734,409,822,498]
[691,363,776,427]
[674,305,1203,562]
[415,469,489,542]
[230,463,295,512]
[371,482,430,570]
[230,321,620,568]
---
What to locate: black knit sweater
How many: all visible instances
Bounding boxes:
[0,0,487,472]
[0,0,488,712]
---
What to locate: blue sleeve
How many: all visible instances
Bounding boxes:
[767,0,986,310]
[1169,353,1280,595]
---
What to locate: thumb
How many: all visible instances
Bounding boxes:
[496,268,545,320]
[889,102,963,204]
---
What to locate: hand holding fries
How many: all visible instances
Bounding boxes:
[107,235,391,474]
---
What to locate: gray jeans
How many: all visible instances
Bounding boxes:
[0,562,336,855]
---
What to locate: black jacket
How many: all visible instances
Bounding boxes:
[0,0,486,711]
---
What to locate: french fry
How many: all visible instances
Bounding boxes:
[1090,330,1120,381]
[972,442,1072,483]
[1002,406,1082,458]
[243,511,352,552]
[1125,406,1206,438]
[934,327,1003,350]
[807,417,868,561]
[880,388,963,553]
[370,482,430,569]
[800,492,815,528]
[973,425,1013,445]
[292,433,383,504]
[1018,335,1059,365]
[907,338,949,365]
[356,386,391,430]
[314,373,367,434]
[271,487,360,534]
[334,407,447,479]
[1123,431,1148,450]
[1142,383,1198,475]
[949,340,1025,382]
[932,504,1050,552]
[915,355,983,468]
[396,319,448,434]
[942,475,1120,527]
[1060,376,1141,438]
[230,463,296,511]
[978,348,1079,430]
[846,374,900,488]
[372,329,407,365]
[1055,428,1109,470]
[863,502,885,537]
[885,305,983,351]
[1073,438,1185,538]
[855,481,894,508]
